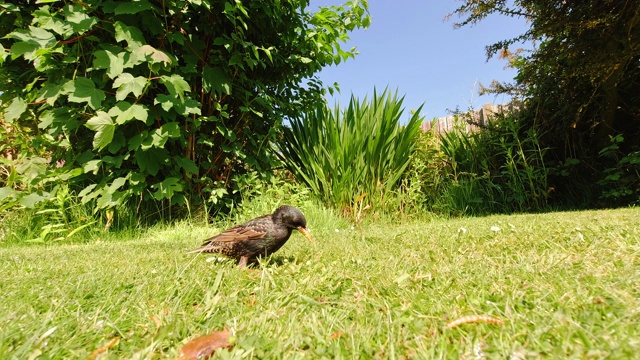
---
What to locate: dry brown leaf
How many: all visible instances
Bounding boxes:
[445,315,505,329]
[354,193,368,203]
[104,209,114,231]
[87,337,119,360]
[178,328,234,360]
[329,331,345,341]
[150,314,162,328]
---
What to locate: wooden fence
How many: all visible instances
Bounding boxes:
[420,102,519,134]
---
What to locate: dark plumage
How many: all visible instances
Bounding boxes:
[189,205,312,267]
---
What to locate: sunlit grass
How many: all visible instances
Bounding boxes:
[1,207,639,358]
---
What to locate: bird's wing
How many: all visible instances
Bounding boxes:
[198,215,271,245]
[188,215,272,254]
[209,224,267,243]
[189,225,267,254]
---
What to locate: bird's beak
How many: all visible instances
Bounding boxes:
[297,226,313,242]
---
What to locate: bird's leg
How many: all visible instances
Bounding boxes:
[238,256,249,268]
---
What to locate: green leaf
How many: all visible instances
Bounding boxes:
[133,45,172,65]
[85,111,115,150]
[150,177,183,200]
[183,98,202,115]
[154,94,174,112]
[0,187,17,202]
[148,122,181,149]
[113,73,148,101]
[9,42,39,60]
[83,160,102,174]
[128,131,147,151]
[114,1,153,15]
[34,7,72,36]
[3,97,27,122]
[7,26,56,47]
[166,32,185,45]
[15,157,48,184]
[64,4,97,33]
[36,82,63,106]
[202,66,232,95]
[106,134,126,154]
[108,177,127,193]
[20,192,50,208]
[38,107,80,132]
[128,172,147,192]
[228,54,243,68]
[96,188,127,210]
[114,21,145,49]
[216,123,236,142]
[362,14,371,28]
[64,77,105,109]
[78,184,98,201]
[175,157,199,176]
[160,74,190,99]
[154,95,201,116]
[93,49,126,79]
[160,122,181,138]
[134,148,167,176]
[261,46,273,62]
[108,102,149,124]
[58,167,83,181]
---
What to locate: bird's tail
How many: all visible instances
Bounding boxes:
[187,242,219,254]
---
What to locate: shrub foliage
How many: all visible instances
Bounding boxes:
[452,0,640,207]
[0,0,370,216]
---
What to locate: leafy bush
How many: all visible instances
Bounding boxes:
[0,0,369,219]
[596,134,640,206]
[393,128,446,216]
[279,88,424,218]
[452,1,640,209]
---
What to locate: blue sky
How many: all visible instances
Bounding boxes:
[308,1,530,119]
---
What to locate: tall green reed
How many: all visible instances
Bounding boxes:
[279,88,424,217]
[435,114,549,215]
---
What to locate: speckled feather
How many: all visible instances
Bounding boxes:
[189,205,311,266]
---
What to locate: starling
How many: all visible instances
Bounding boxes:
[189,205,312,267]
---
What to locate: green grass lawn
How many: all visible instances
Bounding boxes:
[1,206,639,359]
